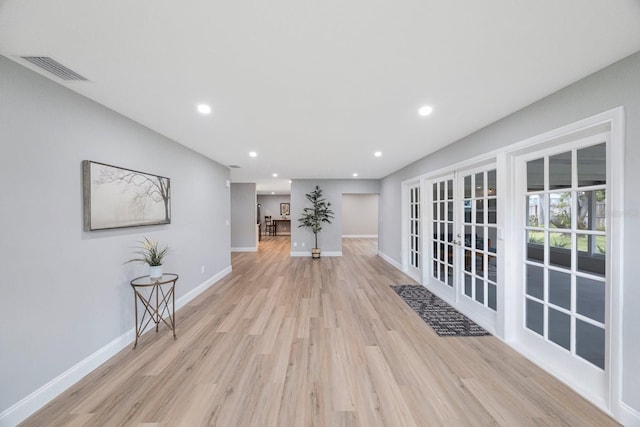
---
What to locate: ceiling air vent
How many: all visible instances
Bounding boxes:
[228,165,241,168]
[20,56,88,81]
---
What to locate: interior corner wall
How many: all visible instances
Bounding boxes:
[0,55,231,416]
[230,183,257,249]
[290,180,380,253]
[378,50,640,417]
[342,194,379,237]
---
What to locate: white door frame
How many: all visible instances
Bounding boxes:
[503,107,624,415]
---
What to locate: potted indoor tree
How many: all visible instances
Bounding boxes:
[298,185,334,258]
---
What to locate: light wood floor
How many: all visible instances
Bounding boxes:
[21,237,618,426]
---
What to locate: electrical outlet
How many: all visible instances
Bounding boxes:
[302,242,305,247]
[201,265,205,274]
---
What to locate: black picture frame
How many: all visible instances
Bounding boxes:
[82,160,171,231]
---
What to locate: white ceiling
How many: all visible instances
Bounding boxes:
[2,1,640,194]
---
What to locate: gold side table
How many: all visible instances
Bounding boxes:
[130,273,178,349]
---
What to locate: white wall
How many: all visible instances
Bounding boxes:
[378,50,640,421]
[230,183,257,250]
[290,180,380,254]
[0,56,231,421]
[342,194,379,237]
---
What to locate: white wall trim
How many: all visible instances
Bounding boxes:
[342,234,378,238]
[0,265,232,427]
[290,251,342,257]
[378,251,402,270]
[231,246,258,252]
[619,402,640,426]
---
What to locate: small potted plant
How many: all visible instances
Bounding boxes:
[298,185,334,258]
[126,237,171,278]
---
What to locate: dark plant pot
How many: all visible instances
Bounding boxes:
[311,248,321,259]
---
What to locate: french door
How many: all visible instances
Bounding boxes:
[426,167,499,329]
[516,133,610,407]
[407,183,421,282]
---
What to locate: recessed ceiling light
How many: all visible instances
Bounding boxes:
[271,192,275,195]
[353,173,358,177]
[374,151,382,157]
[272,173,278,177]
[418,105,433,117]
[288,180,292,184]
[249,151,257,157]
[197,104,211,115]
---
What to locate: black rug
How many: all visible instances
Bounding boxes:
[391,285,490,337]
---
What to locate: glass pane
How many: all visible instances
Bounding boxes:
[464,200,472,223]
[475,278,484,304]
[526,231,544,263]
[440,202,444,222]
[577,143,606,187]
[464,274,472,296]
[577,234,605,277]
[439,262,445,282]
[432,241,437,260]
[475,199,484,224]
[578,190,606,232]
[439,243,445,262]
[526,264,544,300]
[447,244,453,265]
[447,266,453,286]
[487,170,497,196]
[548,308,571,351]
[476,226,484,250]
[447,179,453,200]
[464,175,471,199]
[488,199,497,224]
[488,284,497,310]
[476,254,485,277]
[577,276,605,323]
[527,195,543,227]
[488,227,497,253]
[549,151,572,190]
[433,183,438,200]
[576,320,605,369]
[549,192,572,229]
[526,299,544,336]
[527,158,544,192]
[465,250,472,272]
[447,223,452,243]
[549,232,571,269]
[432,222,438,241]
[432,202,437,220]
[548,269,571,310]
[433,261,438,278]
[475,173,484,197]
[488,255,497,283]
[447,201,453,221]
[439,181,445,201]
[464,225,472,248]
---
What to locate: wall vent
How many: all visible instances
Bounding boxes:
[20,56,88,81]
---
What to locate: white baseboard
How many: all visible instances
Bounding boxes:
[290,251,342,257]
[0,265,232,427]
[231,246,257,252]
[378,251,402,270]
[342,234,378,238]
[619,402,640,426]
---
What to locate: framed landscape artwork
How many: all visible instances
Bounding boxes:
[280,203,290,216]
[82,160,171,231]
